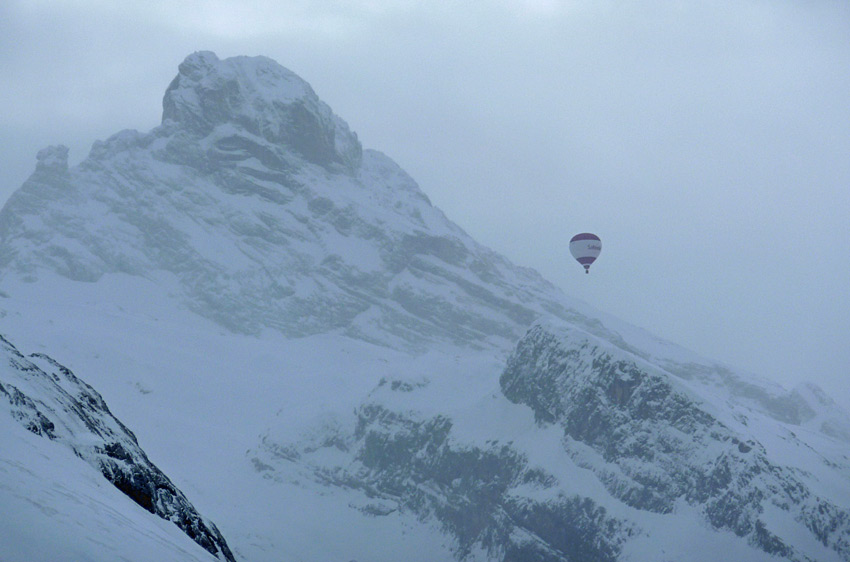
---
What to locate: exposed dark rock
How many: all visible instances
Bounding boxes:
[264,398,637,562]
[500,322,850,562]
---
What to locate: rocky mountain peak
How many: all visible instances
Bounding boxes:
[0,51,581,351]
[34,145,69,177]
[162,51,361,169]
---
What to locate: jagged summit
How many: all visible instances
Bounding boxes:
[0,51,572,350]
[162,51,362,169]
[34,145,70,176]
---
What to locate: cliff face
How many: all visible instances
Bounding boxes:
[254,380,638,562]
[499,321,850,561]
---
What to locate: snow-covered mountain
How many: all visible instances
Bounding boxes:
[0,50,595,352]
[0,51,848,562]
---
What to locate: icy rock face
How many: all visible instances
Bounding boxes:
[0,334,235,562]
[254,380,638,562]
[500,320,850,562]
[0,51,583,351]
[251,320,850,562]
[348,406,636,561]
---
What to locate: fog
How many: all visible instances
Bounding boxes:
[1,0,848,410]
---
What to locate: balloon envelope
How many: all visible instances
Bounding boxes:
[569,233,601,273]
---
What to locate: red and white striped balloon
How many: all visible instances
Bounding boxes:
[569,233,601,274]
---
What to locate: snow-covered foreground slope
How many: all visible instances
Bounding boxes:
[0,52,848,561]
[0,418,219,562]
[0,325,232,562]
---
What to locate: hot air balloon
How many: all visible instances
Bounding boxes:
[570,233,601,274]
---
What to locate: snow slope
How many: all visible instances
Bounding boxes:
[0,328,232,561]
[0,51,848,561]
[0,419,218,562]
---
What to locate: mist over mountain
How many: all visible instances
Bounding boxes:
[0,52,847,562]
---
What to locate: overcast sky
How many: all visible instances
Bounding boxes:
[2,0,849,410]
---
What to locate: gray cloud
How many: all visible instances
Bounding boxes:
[2,0,849,409]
